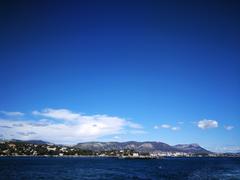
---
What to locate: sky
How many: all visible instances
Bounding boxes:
[0,0,239,152]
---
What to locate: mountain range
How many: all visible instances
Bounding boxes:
[0,139,211,154]
[74,141,211,154]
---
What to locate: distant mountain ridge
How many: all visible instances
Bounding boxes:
[173,144,210,153]
[74,141,211,154]
[0,139,211,154]
[3,139,51,145]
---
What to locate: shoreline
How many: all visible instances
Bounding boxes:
[0,155,239,159]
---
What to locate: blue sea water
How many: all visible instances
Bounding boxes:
[0,157,240,179]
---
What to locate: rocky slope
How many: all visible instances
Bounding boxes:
[74,141,211,153]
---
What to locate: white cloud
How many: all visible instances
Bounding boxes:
[154,124,180,131]
[0,111,24,116]
[161,124,171,129]
[171,127,180,131]
[224,125,234,131]
[197,119,218,129]
[32,108,81,121]
[0,108,143,144]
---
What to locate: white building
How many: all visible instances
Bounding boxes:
[132,152,139,157]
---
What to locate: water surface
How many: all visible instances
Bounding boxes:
[0,157,240,179]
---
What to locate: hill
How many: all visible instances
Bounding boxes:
[74,141,211,154]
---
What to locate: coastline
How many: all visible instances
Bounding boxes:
[0,155,239,159]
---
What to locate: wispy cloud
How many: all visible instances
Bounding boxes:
[113,136,120,139]
[0,125,12,129]
[17,132,36,136]
[32,108,81,121]
[197,119,218,129]
[126,121,143,129]
[224,125,234,131]
[0,111,24,116]
[154,124,180,131]
[171,127,180,131]
[0,108,143,144]
[129,130,146,134]
[177,121,184,125]
[161,124,171,129]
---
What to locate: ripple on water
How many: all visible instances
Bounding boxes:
[188,168,240,180]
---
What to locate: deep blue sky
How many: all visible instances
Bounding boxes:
[0,0,239,151]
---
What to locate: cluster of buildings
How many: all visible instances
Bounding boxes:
[94,150,201,158]
[0,141,93,156]
[150,152,190,157]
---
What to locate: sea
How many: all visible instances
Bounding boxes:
[0,157,240,179]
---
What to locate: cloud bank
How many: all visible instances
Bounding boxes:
[0,108,143,144]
